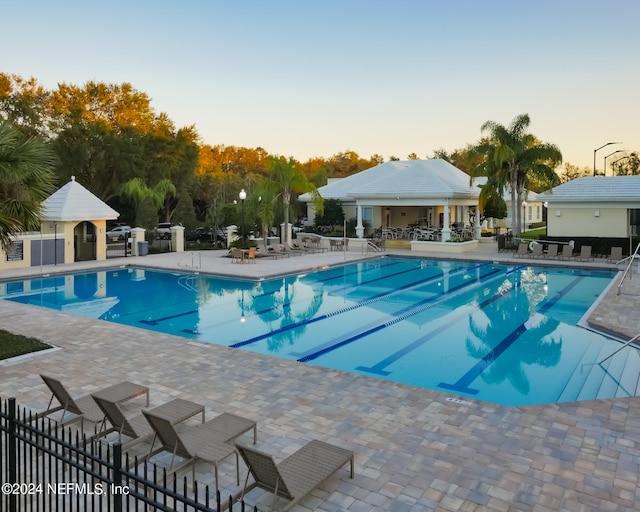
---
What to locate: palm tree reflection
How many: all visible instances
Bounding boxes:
[466,270,561,394]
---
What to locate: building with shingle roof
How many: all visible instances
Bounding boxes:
[539,176,640,238]
[0,177,122,270]
[299,159,481,240]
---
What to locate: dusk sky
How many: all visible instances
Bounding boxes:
[5,0,639,171]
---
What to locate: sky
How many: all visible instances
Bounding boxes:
[4,0,640,172]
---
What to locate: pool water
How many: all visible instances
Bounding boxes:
[2,257,636,406]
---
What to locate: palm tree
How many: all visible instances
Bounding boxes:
[267,156,323,247]
[0,121,56,250]
[476,114,562,237]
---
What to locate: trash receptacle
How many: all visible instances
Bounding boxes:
[497,234,505,252]
[138,241,149,256]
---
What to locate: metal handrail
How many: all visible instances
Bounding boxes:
[597,331,640,366]
[617,242,640,295]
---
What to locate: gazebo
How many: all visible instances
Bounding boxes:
[40,176,120,263]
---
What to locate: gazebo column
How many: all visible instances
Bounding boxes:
[355,204,364,238]
[441,202,451,242]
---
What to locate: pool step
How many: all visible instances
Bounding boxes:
[559,343,640,402]
[556,342,604,402]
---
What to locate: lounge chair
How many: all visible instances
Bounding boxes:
[514,242,529,258]
[266,245,289,259]
[544,244,559,259]
[576,245,593,262]
[141,409,257,491]
[530,242,544,258]
[608,246,623,263]
[235,440,354,511]
[36,375,108,432]
[559,244,574,260]
[90,393,155,449]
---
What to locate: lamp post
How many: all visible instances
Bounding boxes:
[604,150,627,177]
[593,142,622,176]
[239,189,246,246]
[612,155,632,176]
[522,201,527,234]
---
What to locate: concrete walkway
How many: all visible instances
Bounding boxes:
[1,245,640,511]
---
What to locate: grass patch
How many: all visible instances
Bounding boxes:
[521,227,546,239]
[0,329,51,360]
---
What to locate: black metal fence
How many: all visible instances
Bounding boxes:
[1,398,256,512]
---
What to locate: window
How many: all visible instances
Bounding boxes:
[528,206,532,221]
[362,207,373,232]
[536,205,540,220]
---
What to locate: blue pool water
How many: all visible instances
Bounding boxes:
[2,257,637,406]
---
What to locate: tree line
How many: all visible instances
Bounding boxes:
[2,72,637,247]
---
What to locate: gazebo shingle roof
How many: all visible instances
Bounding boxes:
[42,176,119,221]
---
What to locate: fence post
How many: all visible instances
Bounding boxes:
[7,398,17,512]
[113,443,123,512]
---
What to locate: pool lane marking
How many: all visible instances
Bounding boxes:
[295,265,516,362]
[355,274,522,375]
[437,274,585,395]
[230,262,494,349]
[138,259,410,327]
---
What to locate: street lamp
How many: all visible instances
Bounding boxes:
[593,142,622,176]
[239,189,246,246]
[612,155,632,176]
[522,200,527,233]
[603,150,627,177]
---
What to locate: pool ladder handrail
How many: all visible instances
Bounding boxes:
[597,331,640,366]
[616,241,640,295]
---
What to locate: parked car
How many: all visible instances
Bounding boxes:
[186,227,213,243]
[156,223,172,240]
[106,225,131,241]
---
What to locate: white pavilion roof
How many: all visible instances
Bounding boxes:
[299,159,479,202]
[41,176,119,221]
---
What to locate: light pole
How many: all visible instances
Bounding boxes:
[604,150,627,177]
[239,188,246,246]
[522,201,527,234]
[593,142,622,176]
[612,155,632,176]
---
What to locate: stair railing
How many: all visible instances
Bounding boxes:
[617,242,640,295]
[597,331,640,366]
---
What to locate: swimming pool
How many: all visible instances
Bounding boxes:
[2,257,636,406]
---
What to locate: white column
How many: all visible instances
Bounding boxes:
[355,205,364,238]
[441,202,451,242]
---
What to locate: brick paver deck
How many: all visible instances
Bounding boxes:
[1,245,639,511]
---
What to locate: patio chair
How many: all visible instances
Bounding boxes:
[36,375,108,432]
[530,242,544,258]
[230,248,244,263]
[544,244,559,259]
[576,245,593,262]
[514,242,529,258]
[607,246,623,263]
[559,244,574,260]
[235,439,354,512]
[246,246,256,263]
[141,409,257,491]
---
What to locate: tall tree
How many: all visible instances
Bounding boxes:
[267,156,323,247]
[0,121,56,249]
[476,114,562,237]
